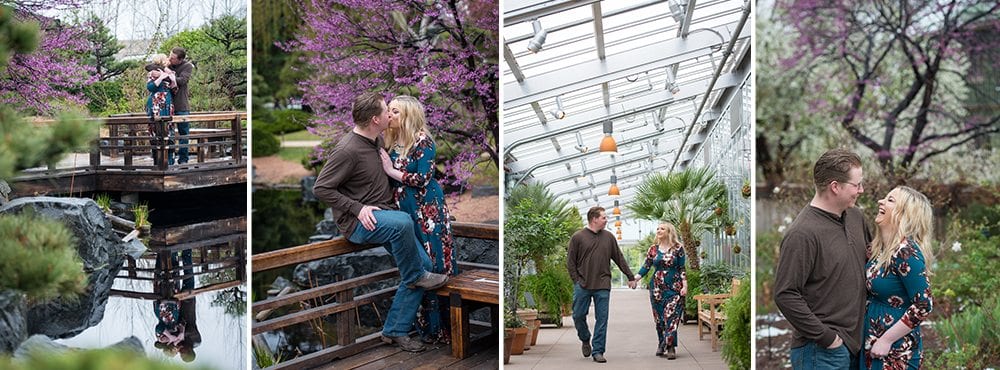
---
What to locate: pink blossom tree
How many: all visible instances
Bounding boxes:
[0,1,97,115]
[779,0,1000,182]
[290,0,498,188]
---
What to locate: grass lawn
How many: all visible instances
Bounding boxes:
[278,147,312,163]
[279,129,323,141]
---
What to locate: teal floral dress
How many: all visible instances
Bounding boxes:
[861,238,933,370]
[637,244,686,353]
[388,132,455,343]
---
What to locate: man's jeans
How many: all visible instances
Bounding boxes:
[572,283,610,356]
[175,111,190,163]
[790,341,856,370]
[347,210,432,337]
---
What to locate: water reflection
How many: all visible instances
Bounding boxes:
[57,217,247,370]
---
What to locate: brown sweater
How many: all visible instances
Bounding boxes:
[566,227,635,290]
[312,132,396,239]
[773,205,871,354]
[170,60,194,112]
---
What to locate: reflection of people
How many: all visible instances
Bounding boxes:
[860,186,933,369]
[633,222,687,359]
[313,92,449,353]
[154,299,185,347]
[566,206,637,363]
[145,54,176,165]
[774,148,871,369]
[167,47,194,164]
[379,95,456,344]
[178,297,201,362]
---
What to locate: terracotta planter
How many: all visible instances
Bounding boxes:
[517,309,538,350]
[510,327,528,355]
[530,319,542,346]
[504,328,514,364]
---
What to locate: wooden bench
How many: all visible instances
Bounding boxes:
[693,278,741,351]
[435,269,500,359]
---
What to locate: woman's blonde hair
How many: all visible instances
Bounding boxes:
[657,222,680,250]
[151,54,170,67]
[871,186,934,273]
[384,95,429,155]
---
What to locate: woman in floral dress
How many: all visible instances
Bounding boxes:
[861,186,934,370]
[145,54,176,165]
[379,95,455,344]
[633,222,687,359]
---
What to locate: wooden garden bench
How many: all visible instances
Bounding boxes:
[694,278,741,351]
[435,269,500,359]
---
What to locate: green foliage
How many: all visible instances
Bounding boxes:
[628,167,729,270]
[82,80,125,115]
[684,269,702,319]
[252,127,280,157]
[255,109,312,135]
[132,203,151,229]
[0,213,86,301]
[252,342,283,368]
[1,347,203,370]
[504,308,526,328]
[923,343,985,369]
[521,255,574,319]
[755,231,782,312]
[94,193,112,213]
[933,220,1000,308]
[957,202,1000,237]
[0,108,94,180]
[504,196,576,312]
[0,5,40,70]
[80,13,135,81]
[160,15,247,111]
[722,277,751,370]
[700,262,745,294]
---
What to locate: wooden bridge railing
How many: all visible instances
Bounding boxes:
[251,222,499,370]
[22,111,247,175]
[112,238,246,301]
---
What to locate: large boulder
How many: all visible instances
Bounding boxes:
[0,291,26,353]
[455,236,499,266]
[0,197,126,338]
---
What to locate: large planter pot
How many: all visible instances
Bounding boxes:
[504,329,514,364]
[510,327,528,355]
[516,309,538,350]
[530,319,542,346]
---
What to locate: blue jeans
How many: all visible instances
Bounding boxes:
[791,341,855,370]
[175,111,190,163]
[572,283,610,355]
[347,210,432,337]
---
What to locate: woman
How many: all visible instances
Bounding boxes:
[861,186,934,369]
[145,54,177,165]
[379,95,456,344]
[633,222,687,359]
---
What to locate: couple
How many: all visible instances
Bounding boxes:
[566,207,687,363]
[144,47,194,165]
[774,148,934,370]
[313,92,457,352]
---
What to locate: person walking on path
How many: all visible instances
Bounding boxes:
[634,222,687,359]
[566,206,638,363]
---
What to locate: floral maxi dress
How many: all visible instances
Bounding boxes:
[637,244,686,353]
[861,238,933,370]
[388,132,455,343]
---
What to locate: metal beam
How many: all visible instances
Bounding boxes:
[504,0,602,25]
[505,0,671,43]
[504,22,746,109]
[592,2,606,60]
[503,42,526,83]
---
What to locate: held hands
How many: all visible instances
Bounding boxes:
[627,279,637,289]
[870,336,892,358]
[379,149,402,180]
[358,205,381,231]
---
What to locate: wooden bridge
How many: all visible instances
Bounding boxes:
[12,111,247,196]
[252,222,500,370]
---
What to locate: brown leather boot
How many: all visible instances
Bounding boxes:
[667,346,676,360]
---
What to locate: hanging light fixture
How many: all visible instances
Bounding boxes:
[614,220,621,227]
[575,131,588,153]
[549,96,566,119]
[527,19,547,53]
[617,234,622,240]
[612,200,621,215]
[608,174,620,197]
[599,120,617,153]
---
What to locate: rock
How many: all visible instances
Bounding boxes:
[293,248,397,328]
[109,336,144,353]
[0,197,126,338]
[455,236,499,266]
[0,180,10,206]
[314,208,340,237]
[471,185,498,197]
[301,176,317,202]
[270,276,296,292]
[13,335,68,359]
[0,291,26,353]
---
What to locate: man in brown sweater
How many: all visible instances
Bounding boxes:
[773,148,871,369]
[566,206,637,363]
[313,92,449,353]
[168,47,194,164]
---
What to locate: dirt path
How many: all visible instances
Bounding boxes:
[252,156,312,184]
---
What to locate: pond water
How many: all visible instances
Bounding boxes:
[57,185,248,370]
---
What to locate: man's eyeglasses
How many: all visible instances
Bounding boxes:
[841,180,864,189]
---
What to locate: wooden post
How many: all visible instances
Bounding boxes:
[124,123,134,168]
[450,292,469,359]
[231,116,242,163]
[156,119,169,171]
[336,289,354,346]
[109,124,119,159]
[90,137,101,168]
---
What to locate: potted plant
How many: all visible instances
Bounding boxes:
[505,309,528,355]
[516,308,538,350]
[741,179,751,198]
[530,318,542,346]
[504,328,514,364]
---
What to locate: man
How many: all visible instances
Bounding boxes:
[168,47,194,164]
[566,206,637,363]
[773,148,872,369]
[313,92,449,352]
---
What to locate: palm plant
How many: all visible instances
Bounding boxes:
[628,167,728,270]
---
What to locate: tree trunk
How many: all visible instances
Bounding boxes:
[680,222,700,270]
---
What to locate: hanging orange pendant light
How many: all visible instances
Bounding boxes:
[599,120,617,153]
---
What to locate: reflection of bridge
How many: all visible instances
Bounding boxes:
[111,215,247,301]
[252,222,499,370]
[12,112,247,196]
